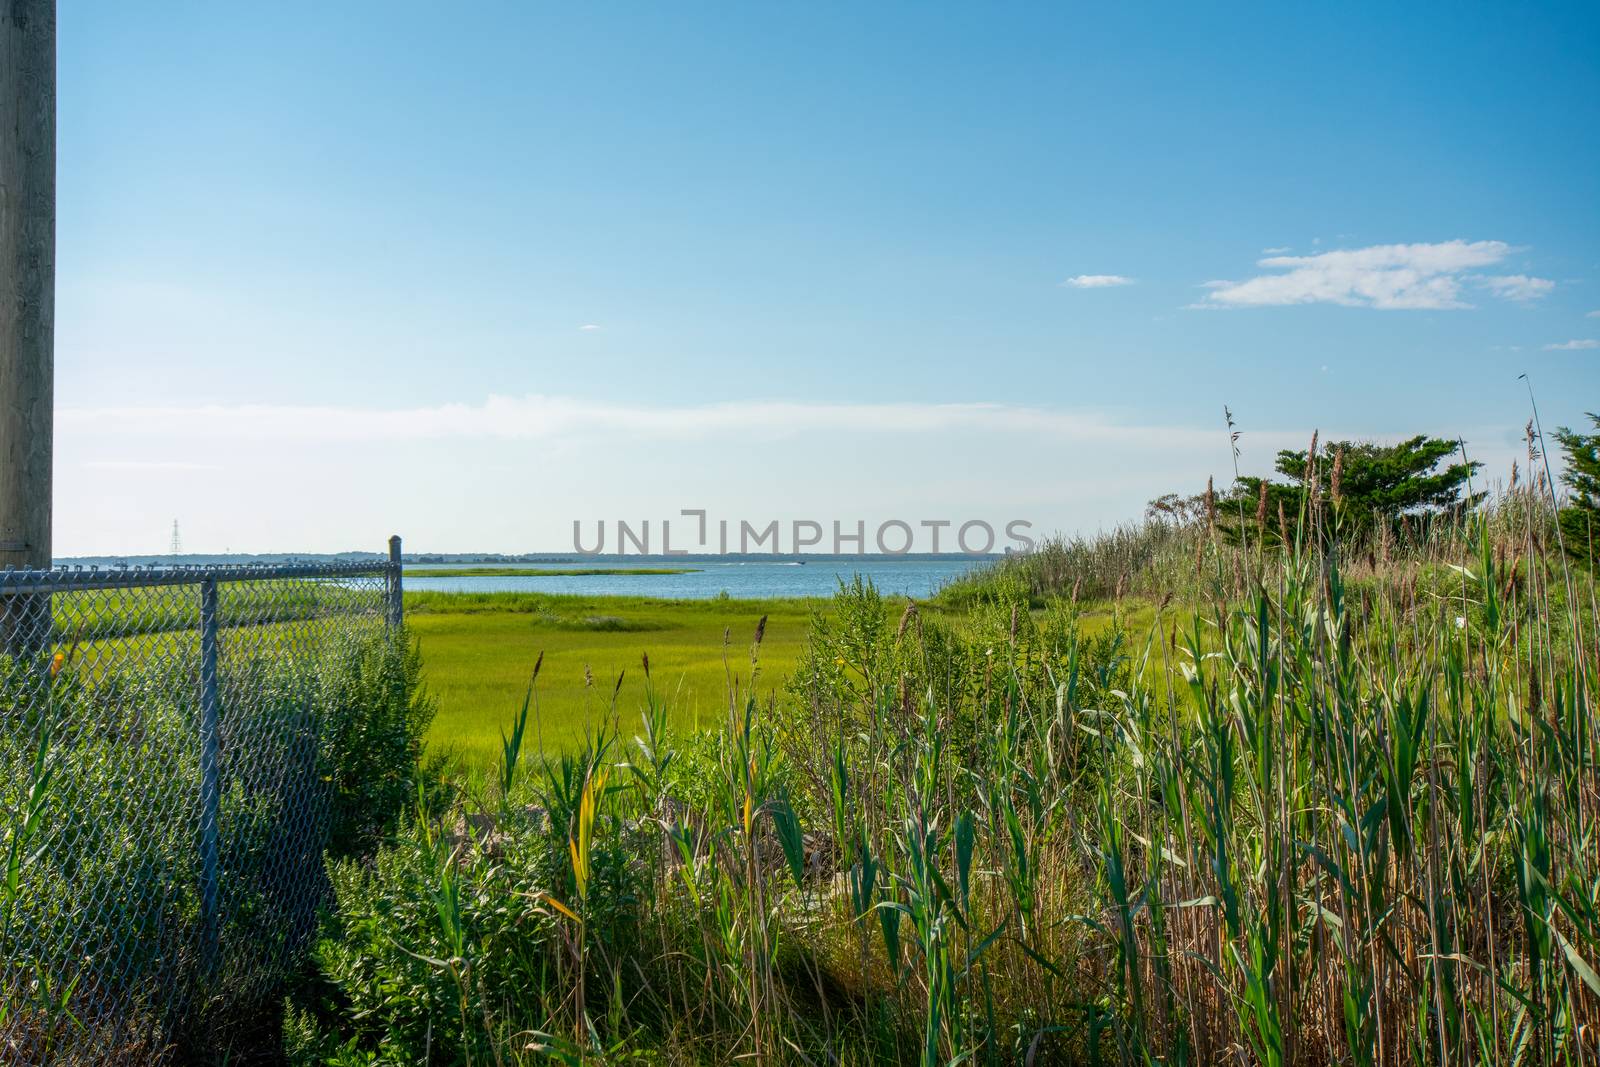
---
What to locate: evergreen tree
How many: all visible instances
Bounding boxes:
[1554,413,1600,564]
[1224,434,1481,542]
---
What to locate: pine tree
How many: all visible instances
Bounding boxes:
[1554,413,1600,564]
[1224,434,1481,543]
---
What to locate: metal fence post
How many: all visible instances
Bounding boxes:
[198,575,221,972]
[387,535,403,630]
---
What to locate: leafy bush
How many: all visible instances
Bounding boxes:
[0,624,434,1061]
[289,751,654,1064]
[320,629,437,858]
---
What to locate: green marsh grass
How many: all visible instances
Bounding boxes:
[294,484,1600,1065]
[407,592,821,766]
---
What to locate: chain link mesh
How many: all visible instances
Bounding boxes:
[0,560,398,1063]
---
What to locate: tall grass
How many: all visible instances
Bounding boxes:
[291,485,1598,1065]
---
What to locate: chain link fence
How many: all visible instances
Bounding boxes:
[1,547,404,1063]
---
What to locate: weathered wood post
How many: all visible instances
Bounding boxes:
[0,0,55,654]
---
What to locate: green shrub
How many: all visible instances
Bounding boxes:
[1,624,434,1060]
[320,628,437,858]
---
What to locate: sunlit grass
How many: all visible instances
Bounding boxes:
[406,590,1146,768]
[301,491,1600,1065]
[408,592,820,767]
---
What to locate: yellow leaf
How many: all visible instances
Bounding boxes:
[540,892,580,924]
[569,838,586,898]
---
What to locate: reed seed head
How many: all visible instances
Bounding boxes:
[896,601,918,639]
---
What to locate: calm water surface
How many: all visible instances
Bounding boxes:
[406,558,989,599]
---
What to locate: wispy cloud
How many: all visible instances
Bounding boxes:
[1260,246,1291,254]
[1198,240,1526,310]
[1062,274,1134,288]
[52,395,1525,557]
[60,395,1227,448]
[82,459,222,471]
[578,323,602,331]
[1543,339,1600,351]
[1477,274,1554,302]
[1588,310,1600,318]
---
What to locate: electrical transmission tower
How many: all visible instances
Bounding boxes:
[170,520,182,556]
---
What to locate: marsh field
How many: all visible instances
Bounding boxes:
[266,430,1600,1067]
[12,446,1600,1067]
[408,590,1143,767]
[407,591,821,765]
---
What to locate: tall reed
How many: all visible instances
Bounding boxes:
[296,486,1599,1065]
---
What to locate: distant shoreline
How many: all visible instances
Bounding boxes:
[57,551,1009,567]
[404,566,700,578]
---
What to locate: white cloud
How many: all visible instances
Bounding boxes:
[578,323,601,331]
[1199,240,1520,310]
[1260,246,1291,254]
[82,459,221,471]
[1543,339,1600,351]
[1587,310,1600,318]
[1062,274,1134,288]
[60,395,1226,448]
[1478,274,1554,301]
[54,393,1529,557]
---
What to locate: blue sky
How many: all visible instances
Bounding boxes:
[54,2,1600,554]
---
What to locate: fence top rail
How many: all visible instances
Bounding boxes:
[0,559,395,596]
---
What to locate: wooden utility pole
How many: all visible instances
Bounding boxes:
[1,0,55,572]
